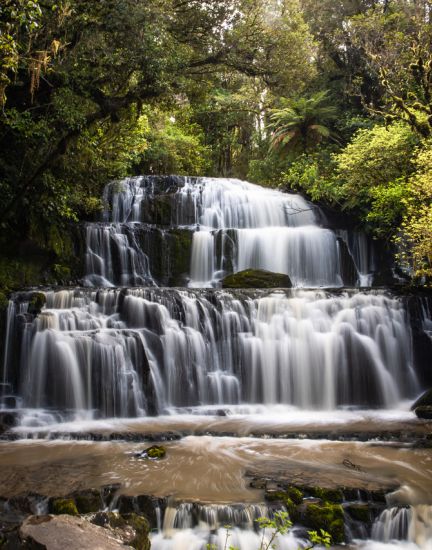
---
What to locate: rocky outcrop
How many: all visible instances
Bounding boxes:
[222,269,292,289]
[411,388,432,419]
[20,515,134,550]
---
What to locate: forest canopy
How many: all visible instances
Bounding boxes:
[0,0,432,285]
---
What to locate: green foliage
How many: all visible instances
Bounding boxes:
[139,110,210,176]
[335,122,418,210]
[256,511,293,550]
[398,142,432,280]
[281,148,343,204]
[307,529,332,549]
[269,91,338,153]
[304,503,345,544]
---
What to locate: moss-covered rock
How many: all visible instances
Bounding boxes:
[28,292,46,315]
[92,512,150,550]
[309,487,344,503]
[137,445,166,460]
[122,513,150,550]
[303,502,345,543]
[51,498,79,516]
[221,269,292,289]
[265,492,298,519]
[266,486,304,505]
[73,490,102,514]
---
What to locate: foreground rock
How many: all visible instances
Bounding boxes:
[222,269,292,288]
[411,388,432,410]
[411,388,432,419]
[20,515,133,550]
[414,406,432,419]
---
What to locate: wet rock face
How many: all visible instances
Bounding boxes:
[263,483,388,543]
[411,388,432,410]
[411,388,432,418]
[414,406,432,419]
[222,269,293,289]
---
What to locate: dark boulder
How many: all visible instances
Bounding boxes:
[411,388,432,410]
[414,406,432,419]
[222,269,292,289]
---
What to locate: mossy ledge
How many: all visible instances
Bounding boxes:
[222,269,292,289]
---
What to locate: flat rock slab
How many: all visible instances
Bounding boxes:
[20,515,132,550]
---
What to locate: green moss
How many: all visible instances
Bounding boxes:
[74,491,101,514]
[222,269,292,289]
[304,502,345,544]
[265,488,303,520]
[309,487,344,503]
[285,486,304,505]
[346,504,371,523]
[144,445,166,459]
[122,513,150,550]
[51,498,79,516]
[28,292,46,315]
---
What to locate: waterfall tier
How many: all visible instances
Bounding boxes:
[2,288,419,421]
[84,176,383,288]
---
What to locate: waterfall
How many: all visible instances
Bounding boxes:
[151,503,304,550]
[83,176,378,288]
[371,506,432,547]
[3,288,419,420]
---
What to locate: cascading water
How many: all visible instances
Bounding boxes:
[1,175,431,550]
[1,288,419,421]
[84,176,378,288]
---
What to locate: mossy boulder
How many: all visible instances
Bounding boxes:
[51,498,79,516]
[28,292,46,315]
[137,445,166,460]
[92,511,150,550]
[122,513,150,550]
[222,269,292,289]
[265,492,298,519]
[73,490,102,514]
[414,406,432,419]
[411,389,432,410]
[308,487,344,503]
[303,502,345,544]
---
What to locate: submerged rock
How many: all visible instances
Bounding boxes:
[222,269,292,288]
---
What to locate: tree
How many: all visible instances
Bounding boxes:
[268,91,338,153]
[399,142,432,280]
[348,1,432,136]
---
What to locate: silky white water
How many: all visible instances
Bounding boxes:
[84,176,373,287]
[2,288,419,421]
